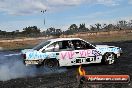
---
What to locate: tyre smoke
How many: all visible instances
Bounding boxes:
[0,52,67,81]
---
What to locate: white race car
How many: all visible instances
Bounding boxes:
[21,38,122,68]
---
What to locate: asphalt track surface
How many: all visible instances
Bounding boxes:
[0,40,132,88]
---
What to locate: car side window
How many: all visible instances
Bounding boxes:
[59,40,74,51]
[72,40,95,50]
[81,41,95,49]
[43,41,75,52]
[44,42,57,52]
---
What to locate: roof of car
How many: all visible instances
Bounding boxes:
[48,38,82,42]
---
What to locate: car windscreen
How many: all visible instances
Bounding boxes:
[33,41,51,51]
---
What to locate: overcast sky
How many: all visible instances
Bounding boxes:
[0,0,132,32]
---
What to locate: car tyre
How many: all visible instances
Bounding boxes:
[102,53,116,65]
[43,59,59,68]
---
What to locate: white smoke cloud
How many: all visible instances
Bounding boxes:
[0,60,36,81]
[0,53,67,81]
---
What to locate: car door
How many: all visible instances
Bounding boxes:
[57,40,76,66]
[43,40,76,66]
[71,40,102,65]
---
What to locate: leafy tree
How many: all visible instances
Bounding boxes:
[1,19,132,38]
[95,23,102,31]
[22,26,40,37]
[90,25,96,31]
[46,27,62,36]
[79,24,88,32]
[69,24,78,33]
[55,29,62,36]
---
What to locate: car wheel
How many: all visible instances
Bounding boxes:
[102,53,116,65]
[43,59,59,68]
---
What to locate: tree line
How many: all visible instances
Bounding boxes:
[0,20,132,38]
